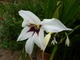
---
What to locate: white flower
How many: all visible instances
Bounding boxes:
[51,37,57,45]
[17,10,72,55]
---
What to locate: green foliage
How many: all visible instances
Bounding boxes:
[0,2,23,50]
[44,0,58,18]
[59,0,80,26]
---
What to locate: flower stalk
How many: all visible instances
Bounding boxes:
[42,51,44,60]
[50,44,58,60]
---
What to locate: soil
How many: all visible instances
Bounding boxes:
[0,49,20,60]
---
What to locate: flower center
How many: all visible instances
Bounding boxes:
[30,24,40,30]
[28,24,41,34]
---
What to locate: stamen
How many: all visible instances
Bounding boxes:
[28,24,41,35]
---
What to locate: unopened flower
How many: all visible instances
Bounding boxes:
[65,33,70,46]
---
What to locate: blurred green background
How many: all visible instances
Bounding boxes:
[0,0,80,60]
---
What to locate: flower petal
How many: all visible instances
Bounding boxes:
[38,28,44,50]
[25,36,34,55]
[41,18,72,32]
[19,10,41,24]
[17,26,30,41]
[43,33,51,51]
[17,27,33,41]
[22,20,30,27]
[34,28,44,50]
[19,32,33,41]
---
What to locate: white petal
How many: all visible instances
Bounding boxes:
[25,36,34,55]
[22,20,30,27]
[42,25,61,32]
[41,18,72,33]
[19,10,41,24]
[19,32,33,41]
[17,26,30,41]
[43,33,51,51]
[34,29,44,50]
[38,28,44,50]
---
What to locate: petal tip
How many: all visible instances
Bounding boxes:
[17,38,20,41]
[19,10,23,13]
[66,28,72,31]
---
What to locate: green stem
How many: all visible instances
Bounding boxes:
[29,55,32,60]
[42,51,44,60]
[50,44,58,60]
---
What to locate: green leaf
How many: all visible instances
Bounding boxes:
[59,0,80,26]
[53,1,62,19]
[44,0,58,18]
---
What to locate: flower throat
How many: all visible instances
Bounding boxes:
[28,24,41,34]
